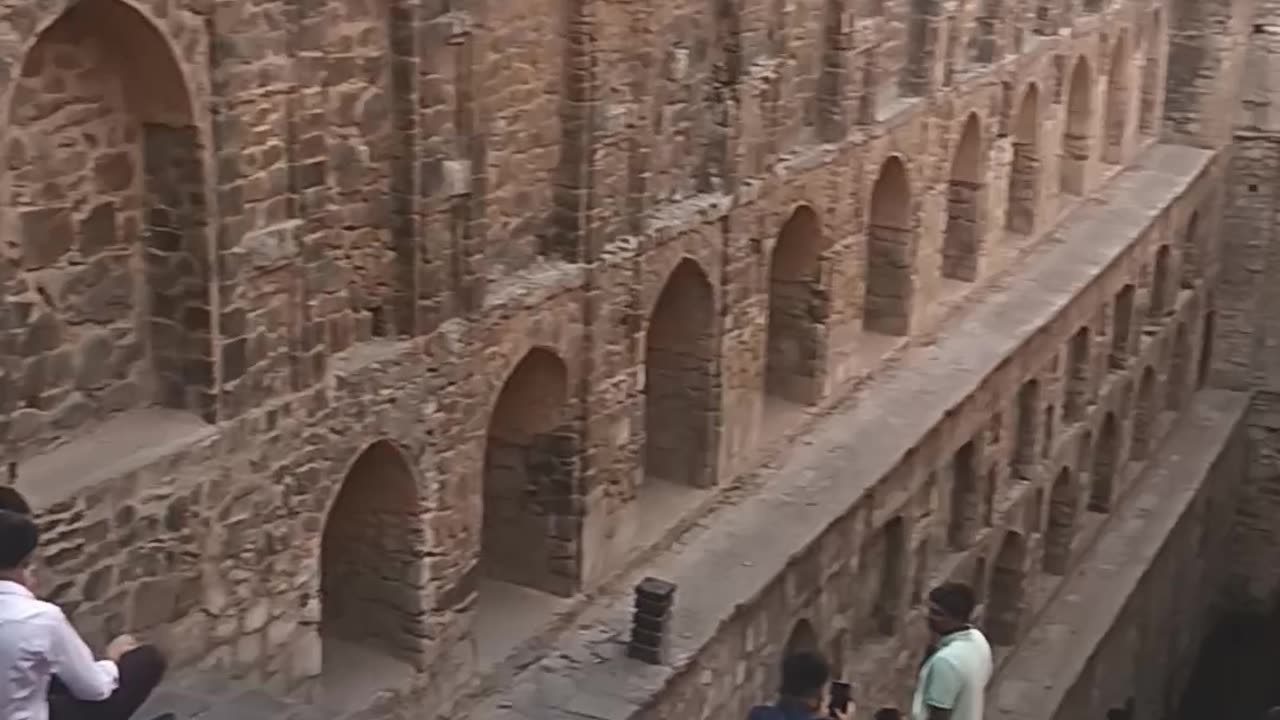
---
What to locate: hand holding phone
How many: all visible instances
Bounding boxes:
[828,680,853,719]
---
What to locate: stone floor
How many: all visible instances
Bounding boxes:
[136,673,318,720]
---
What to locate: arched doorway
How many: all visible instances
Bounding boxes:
[1006,84,1040,236]
[482,348,577,596]
[949,440,979,549]
[1013,379,1040,477]
[1150,245,1172,319]
[1167,322,1191,412]
[1104,32,1130,164]
[1132,367,1157,461]
[986,531,1028,645]
[321,442,426,672]
[943,114,985,282]
[1089,413,1120,512]
[865,156,915,336]
[645,259,717,488]
[767,206,828,404]
[1061,57,1094,196]
[875,517,907,635]
[1181,212,1201,288]
[1064,327,1091,422]
[1044,467,1076,574]
[1111,285,1136,368]
[5,0,214,423]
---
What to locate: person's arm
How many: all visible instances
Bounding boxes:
[45,609,119,701]
[921,657,962,720]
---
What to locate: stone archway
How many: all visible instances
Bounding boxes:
[3,0,213,428]
[482,348,577,596]
[1104,32,1130,164]
[784,618,820,657]
[1006,84,1040,236]
[767,206,828,404]
[1150,245,1172,319]
[949,440,979,549]
[986,530,1028,645]
[1132,366,1157,461]
[1061,56,1094,196]
[865,156,915,336]
[1167,321,1190,412]
[875,516,907,635]
[1139,10,1163,137]
[1065,327,1091,422]
[1089,412,1120,512]
[1182,212,1201,288]
[321,441,426,672]
[1043,466,1076,575]
[1013,379,1040,477]
[645,259,717,488]
[943,113,984,282]
[1111,285,1136,368]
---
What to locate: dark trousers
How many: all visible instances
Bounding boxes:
[48,645,167,720]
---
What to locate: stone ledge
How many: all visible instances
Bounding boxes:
[13,408,215,510]
[987,389,1250,719]
[473,143,1214,720]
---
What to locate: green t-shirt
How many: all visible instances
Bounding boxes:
[911,628,993,720]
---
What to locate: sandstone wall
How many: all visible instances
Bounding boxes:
[0,0,1247,714]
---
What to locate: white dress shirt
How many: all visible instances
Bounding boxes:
[0,580,118,720]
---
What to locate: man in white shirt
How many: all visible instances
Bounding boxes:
[910,582,992,720]
[0,508,170,720]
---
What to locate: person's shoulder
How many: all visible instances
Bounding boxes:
[746,705,783,720]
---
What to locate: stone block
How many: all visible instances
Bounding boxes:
[442,159,472,197]
[20,207,74,270]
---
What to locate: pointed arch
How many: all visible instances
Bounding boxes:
[1061,56,1094,196]
[987,531,1028,645]
[1104,31,1130,164]
[1043,466,1076,574]
[1089,413,1120,512]
[5,0,213,424]
[482,348,578,595]
[645,259,718,488]
[1064,327,1091,421]
[865,156,916,335]
[1006,84,1041,235]
[1139,9,1163,137]
[949,440,980,549]
[767,206,829,404]
[943,114,985,282]
[1131,366,1157,461]
[1149,245,1173,319]
[1013,379,1040,476]
[1167,321,1191,411]
[876,516,908,634]
[1110,284,1136,368]
[1181,212,1201,289]
[322,441,426,669]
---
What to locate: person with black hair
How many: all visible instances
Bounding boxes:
[747,650,854,720]
[910,582,992,720]
[0,506,170,720]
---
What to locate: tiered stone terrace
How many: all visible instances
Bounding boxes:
[0,0,1254,718]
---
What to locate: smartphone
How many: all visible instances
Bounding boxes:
[828,680,853,716]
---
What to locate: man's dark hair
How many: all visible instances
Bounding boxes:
[0,486,32,516]
[929,582,977,622]
[0,510,37,570]
[779,651,830,699]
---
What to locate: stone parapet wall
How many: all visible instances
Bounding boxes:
[990,390,1250,720]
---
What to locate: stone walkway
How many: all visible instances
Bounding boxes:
[136,673,321,720]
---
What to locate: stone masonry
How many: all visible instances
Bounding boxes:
[0,0,1275,719]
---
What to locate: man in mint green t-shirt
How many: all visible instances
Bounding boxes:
[911,583,992,720]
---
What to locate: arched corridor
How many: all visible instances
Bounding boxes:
[1132,367,1157,461]
[1104,33,1130,164]
[1089,413,1120,512]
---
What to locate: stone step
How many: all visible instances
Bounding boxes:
[135,672,325,720]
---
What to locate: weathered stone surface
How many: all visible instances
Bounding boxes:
[0,1,1274,720]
